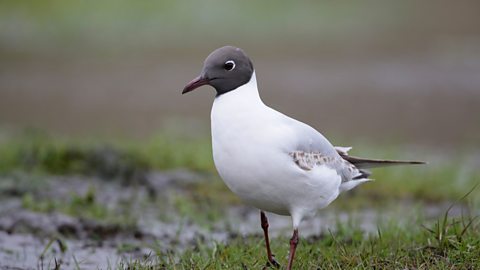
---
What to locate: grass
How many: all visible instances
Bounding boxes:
[1,129,479,208]
[121,207,480,269]
[0,128,213,177]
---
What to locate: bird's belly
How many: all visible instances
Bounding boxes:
[212,147,288,214]
[212,145,341,216]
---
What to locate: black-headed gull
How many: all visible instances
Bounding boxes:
[182,46,424,269]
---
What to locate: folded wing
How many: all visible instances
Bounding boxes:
[290,151,371,192]
[335,146,426,169]
[289,147,425,193]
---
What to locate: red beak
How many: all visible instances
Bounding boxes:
[182,75,210,94]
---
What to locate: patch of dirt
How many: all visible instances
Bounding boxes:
[0,171,473,269]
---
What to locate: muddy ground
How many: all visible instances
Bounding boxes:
[0,169,470,270]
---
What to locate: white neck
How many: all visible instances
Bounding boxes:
[213,71,264,108]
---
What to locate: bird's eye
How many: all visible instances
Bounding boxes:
[224,60,235,71]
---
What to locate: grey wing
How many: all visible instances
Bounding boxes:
[285,116,338,156]
[290,151,372,192]
[276,110,372,191]
[290,151,368,180]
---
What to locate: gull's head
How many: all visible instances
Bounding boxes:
[182,46,254,96]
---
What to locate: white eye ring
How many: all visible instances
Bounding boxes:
[224,60,236,71]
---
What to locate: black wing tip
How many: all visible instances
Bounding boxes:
[372,160,427,166]
[407,161,427,165]
[343,155,427,169]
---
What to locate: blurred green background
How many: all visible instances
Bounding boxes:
[1,0,479,146]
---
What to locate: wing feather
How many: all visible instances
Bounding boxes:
[290,151,370,183]
[335,146,426,169]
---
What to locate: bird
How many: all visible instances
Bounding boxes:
[182,46,424,269]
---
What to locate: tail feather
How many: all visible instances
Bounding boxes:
[353,169,371,179]
[335,146,426,169]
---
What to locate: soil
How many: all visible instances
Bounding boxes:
[0,170,469,269]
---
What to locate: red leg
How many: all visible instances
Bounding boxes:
[286,229,299,270]
[260,211,280,268]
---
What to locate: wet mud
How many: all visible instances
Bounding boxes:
[0,170,470,269]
